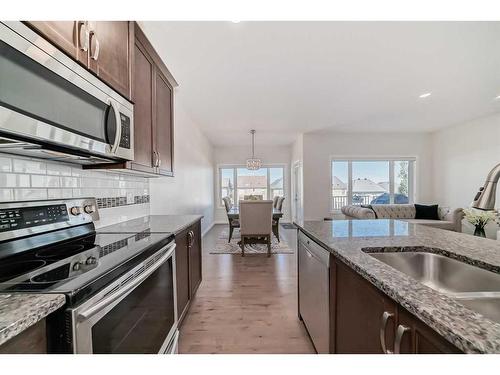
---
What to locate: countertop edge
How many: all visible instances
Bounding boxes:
[168,215,204,235]
[0,294,66,347]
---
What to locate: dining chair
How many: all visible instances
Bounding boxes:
[272,197,285,242]
[223,196,240,243]
[272,196,280,208]
[243,194,263,201]
[276,197,285,211]
[239,200,273,257]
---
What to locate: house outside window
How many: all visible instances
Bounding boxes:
[219,166,285,205]
[331,158,415,211]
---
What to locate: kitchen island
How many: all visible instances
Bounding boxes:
[296,219,500,354]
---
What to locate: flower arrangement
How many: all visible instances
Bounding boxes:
[463,208,497,237]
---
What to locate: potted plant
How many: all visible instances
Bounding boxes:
[463,208,497,238]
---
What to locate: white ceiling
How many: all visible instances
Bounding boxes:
[141,21,500,146]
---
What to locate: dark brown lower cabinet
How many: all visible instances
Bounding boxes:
[330,256,461,354]
[0,319,47,354]
[189,221,202,296]
[176,227,191,323]
[396,307,461,354]
[334,260,396,354]
[175,219,202,326]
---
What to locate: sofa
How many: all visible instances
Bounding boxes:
[341,204,464,232]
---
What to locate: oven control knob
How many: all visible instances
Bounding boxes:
[70,206,81,216]
[72,262,82,271]
[86,256,97,265]
[83,204,95,214]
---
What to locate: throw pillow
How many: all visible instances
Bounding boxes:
[414,204,440,220]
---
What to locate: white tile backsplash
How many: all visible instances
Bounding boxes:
[0,157,12,172]
[46,163,72,176]
[0,173,30,188]
[13,159,47,174]
[14,188,48,200]
[31,175,61,188]
[2,155,151,227]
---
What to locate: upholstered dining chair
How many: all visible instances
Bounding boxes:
[276,196,285,211]
[243,194,263,201]
[223,196,240,243]
[239,200,273,257]
[272,197,285,242]
[272,196,280,208]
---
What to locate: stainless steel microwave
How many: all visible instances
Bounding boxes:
[0,22,134,164]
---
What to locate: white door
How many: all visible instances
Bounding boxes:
[292,161,303,223]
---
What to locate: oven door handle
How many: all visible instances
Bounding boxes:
[77,243,176,321]
[108,98,122,154]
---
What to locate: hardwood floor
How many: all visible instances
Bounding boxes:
[178,224,315,354]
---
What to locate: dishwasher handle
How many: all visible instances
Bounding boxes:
[299,236,329,266]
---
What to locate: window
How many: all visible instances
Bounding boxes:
[219,166,285,205]
[331,158,415,210]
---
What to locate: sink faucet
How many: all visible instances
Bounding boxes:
[472,163,500,210]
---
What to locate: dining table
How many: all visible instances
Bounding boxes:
[227,207,284,241]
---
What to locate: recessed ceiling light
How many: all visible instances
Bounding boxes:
[494,95,500,101]
[419,92,432,99]
[231,20,241,23]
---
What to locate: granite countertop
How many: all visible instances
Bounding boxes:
[98,214,203,235]
[295,219,500,354]
[0,294,65,346]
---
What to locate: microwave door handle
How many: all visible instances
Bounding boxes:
[108,98,122,154]
[78,243,176,321]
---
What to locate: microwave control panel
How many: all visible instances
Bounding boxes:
[119,113,131,149]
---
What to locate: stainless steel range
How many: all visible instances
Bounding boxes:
[0,198,178,354]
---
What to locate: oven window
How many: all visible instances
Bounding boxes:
[0,40,107,143]
[91,258,175,353]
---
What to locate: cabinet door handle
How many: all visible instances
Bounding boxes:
[380,311,394,354]
[190,230,195,246]
[78,21,89,52]
[157,152,162,167]
[394,324,411,354]
[90,32,100,60]
[152,151,158,167]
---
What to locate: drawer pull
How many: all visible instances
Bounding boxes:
[380,311,394,354]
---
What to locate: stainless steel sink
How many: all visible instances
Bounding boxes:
[366,251,500,295]
[365,250,500,324]
[455,297,500,324]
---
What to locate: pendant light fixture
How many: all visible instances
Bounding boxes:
[246,129,262,170]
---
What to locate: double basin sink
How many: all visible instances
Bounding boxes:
[363,250,500,324]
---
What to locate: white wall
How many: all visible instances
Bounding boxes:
[432,113,500,237]
[149,96,215,234]
[214,144,292,223]
[302,131,434,221]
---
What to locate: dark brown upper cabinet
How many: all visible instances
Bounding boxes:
[83,23,177,177]
[26,21,133,100]
[26,21,177,177]
[87,22,133,100]
[154,70,174,176]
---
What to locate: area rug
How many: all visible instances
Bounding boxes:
[210,229,294,255]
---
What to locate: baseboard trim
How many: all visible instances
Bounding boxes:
[202,221,216,237]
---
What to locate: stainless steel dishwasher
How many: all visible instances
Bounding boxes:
[298,230,330,353]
